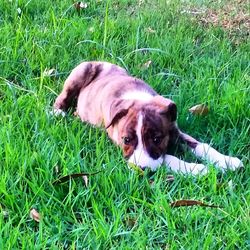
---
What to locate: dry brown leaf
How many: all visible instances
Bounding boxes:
[74,2,88,11]
[88,27,95,33]
[17,8,22,15]
[166,175,175,183]
[150,175,174,186]
[30,208,41,222]
[3,210,9,218]
[149,179,154,185]
[216,182,226,191]
[138,0,144,6]
[53,171,102,185]
[73,111,79,117]
[53,165,60,174]
[43,68,55,77]
[0,205,9,218]
[125,216,137,227]
[189,104,209,115]
[141,60,152,69]
[145,27,156,33]
[170,199,220,208]
[228,180,234,192]
[82,175,88,187]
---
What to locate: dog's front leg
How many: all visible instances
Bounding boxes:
[164,155,208,175]
[179,132,243,171]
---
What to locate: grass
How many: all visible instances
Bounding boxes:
[0,0,249,249]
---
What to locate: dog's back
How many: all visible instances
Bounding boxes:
[54,62,127,111]
[54,61,156,126]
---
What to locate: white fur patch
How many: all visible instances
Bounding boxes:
[102,62,113,72]
[50,108,66,117]
[192,143,243,170]
[128,112,163,171]
[112,127,119,144]
[122,91,154,102]
[164,155,208,175]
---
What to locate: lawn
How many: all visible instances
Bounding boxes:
[0,0,249,249]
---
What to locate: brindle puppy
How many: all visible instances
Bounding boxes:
[53,61,243,174]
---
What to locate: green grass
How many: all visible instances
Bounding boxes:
[0,0,250,249]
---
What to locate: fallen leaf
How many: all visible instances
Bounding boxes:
[53,170,102,185]
[216,182,226,191]
[43,68,55,77]
[145,27,156,33]
[170,199,220,208]
[88,27,95,33]
[166,175,175,183]
[189,104,209,115]
[128,163,144,176]
[138,0,144,6]
[17,8,22,15]
[149,179,154,186]
[3,210,9,218]
[141,60,152,69]
[228,180,233,192]
[0,205,9,218]
[30,208,41,222]
[149,175,174,187]
[125,216,137,227]
[55,165,59,174]
[82,175,88,187]
[51,108,66,117]
[74,2,88,11]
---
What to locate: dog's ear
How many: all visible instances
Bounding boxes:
[153,96,177,122]
[160,101,177,122]
[106,100,134,129]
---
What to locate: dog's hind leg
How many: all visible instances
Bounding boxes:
[178,132,243,171]
[53,62,103,112]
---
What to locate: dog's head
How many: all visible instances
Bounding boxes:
[106,96,177,170]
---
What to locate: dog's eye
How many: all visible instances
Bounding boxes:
[153,136,162,144]
[123,137,131,145]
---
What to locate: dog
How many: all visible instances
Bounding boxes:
[53,61,243,175]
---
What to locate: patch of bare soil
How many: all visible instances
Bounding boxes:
[181,0,249,44]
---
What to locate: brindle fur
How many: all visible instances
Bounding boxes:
[54,61,198,160]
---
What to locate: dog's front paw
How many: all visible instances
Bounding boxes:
[164,155,208,175]
[50,108,66,117]
[188,163,208,175]
[216,156,243,171]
